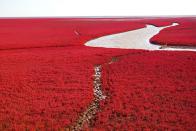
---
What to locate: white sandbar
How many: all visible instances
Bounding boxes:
[85,23,196,52]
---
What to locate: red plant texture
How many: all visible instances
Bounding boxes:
[150,17,196,46]
[0,18,196,130]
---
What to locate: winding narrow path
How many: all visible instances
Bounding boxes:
[70,51,145,130]
[70,65,106,130]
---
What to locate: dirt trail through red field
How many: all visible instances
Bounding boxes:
[70,65,105,130]
[71,51,147,130]
[0,18,196,130]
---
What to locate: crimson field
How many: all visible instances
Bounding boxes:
[0,18,196,130]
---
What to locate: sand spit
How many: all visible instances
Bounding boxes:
[85,23,196,52]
